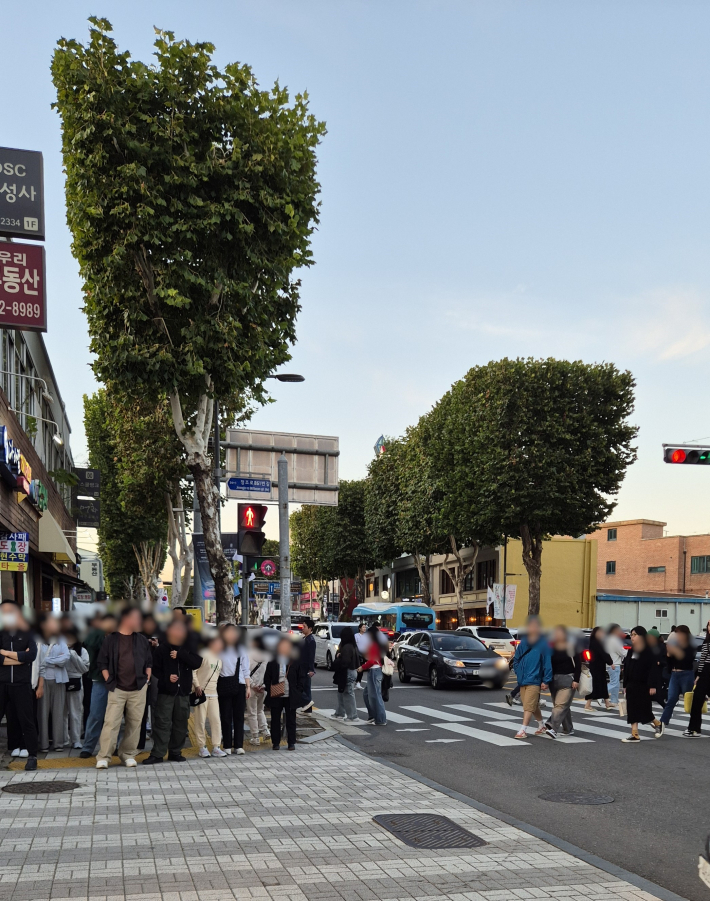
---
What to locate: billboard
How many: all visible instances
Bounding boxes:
[0,148,45,240]
[0,242,46,332]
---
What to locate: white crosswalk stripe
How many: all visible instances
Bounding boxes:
[401,705,473,722]
[487,721,593,742]
[445,703,519,719]
[357,707,424,723]
[434,721,530,746]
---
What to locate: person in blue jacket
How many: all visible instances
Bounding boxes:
[512,615,553,739]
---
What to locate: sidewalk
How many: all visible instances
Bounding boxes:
[0,736,673,901]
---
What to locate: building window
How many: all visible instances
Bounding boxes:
[396,568,421,599]
[439,568,455,595]
[476,559,496,590]
[373,576,379,596]
[691,608,695,614]
[606,560,616,575]
[655,609,668,618]
[648,566,666,573]
[607,528,617,541]
[691,556,710,574]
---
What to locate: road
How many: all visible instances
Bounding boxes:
[310,665,706,901]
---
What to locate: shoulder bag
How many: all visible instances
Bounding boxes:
[270,663,290,698]
[189,663,219,707]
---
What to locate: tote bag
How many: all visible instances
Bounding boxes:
[577,668,593,698]
[684,690,708,715]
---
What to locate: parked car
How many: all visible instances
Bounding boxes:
[313,621,360,670]
[456,625,517,659]
[391,631,425,662]
[398,630,509,690]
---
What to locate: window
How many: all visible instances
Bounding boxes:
[402,611,434,629]
[476,559,496,590]
[691,556,710,574]
[373,576,379,596]
[691,608,696,614]
[606,560,616,575]
[440,568,455,595]
[648,566,666,573]
[396,569,421,599]
[419,634,431,651]
[655,609,668,619]
[607,528,617,541]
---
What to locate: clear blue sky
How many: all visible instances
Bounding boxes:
[3,1,710,535]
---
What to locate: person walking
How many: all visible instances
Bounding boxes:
[143,620,202,765]
[359,624,387,726]
[646,628,668,707]
[656,624,695,736]
[544,625,581,738]
[686,620,710,737]
[217,624,251,756]
[299,618,316,713]
[95,608,152,769]
[245,635,270,745]
[605,624,627,707]
[80,613,117,758]
[511,616,553,739]
[583,626,613,711]
[62,626,89,749]
[621,625,663,742]
[37,614,70,752]
[354,622,370,689]
[332,626,360,722]
[0,600,39,770]
[192,633,227,757]
[264,636,303,750]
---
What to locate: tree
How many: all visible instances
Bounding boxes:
[329,480,373,611]
[365,437,402,566]
[53,19,325,622]
[427,358,637,616]
[261,538,280,559]
[290,504,336,617]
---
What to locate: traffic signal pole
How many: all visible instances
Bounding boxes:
[278,453,291,633]
[241,555,250,626]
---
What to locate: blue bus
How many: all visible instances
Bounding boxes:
[351,601,435,635]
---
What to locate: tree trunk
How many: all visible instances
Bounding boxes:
[166,483,194,606]
[443,535,479,628]
[520,523,543,616]
[413,552,432,607]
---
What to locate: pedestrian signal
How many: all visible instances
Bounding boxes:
[663,444,710,465]
[237,503,268,555]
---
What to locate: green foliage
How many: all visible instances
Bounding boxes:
[261,538,280,559]
[48,468,79,487]
[364,437,403,565]
[290,504,335,584]
[52,19,326,423]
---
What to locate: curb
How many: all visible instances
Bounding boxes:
[334,734,689,901]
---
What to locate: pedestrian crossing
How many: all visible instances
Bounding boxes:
[316,694,710,749]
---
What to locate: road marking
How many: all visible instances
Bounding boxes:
[434,722,530,746]
[487,721,593,743]
[592,716,687,737]
[426,738,465,743]
[357,707,423,724]
[445,704,519,720]
[401,705,473,722]
[560,720,652,740]
[396,728,430,732]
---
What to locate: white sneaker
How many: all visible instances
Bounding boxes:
[366,718,376,725]
[10,748,20,757]
[250,738,261,746]
[198,747,211,758]
[96,760,108,769]
[73,742,83,750]
[19,749,28,758]
[331,713,346,720]
[235,748,246,756]
[223,748,232,755]
[355,683,364,689]
[211,747,228,757]
[124,758,137,768]
[344,717,362,724]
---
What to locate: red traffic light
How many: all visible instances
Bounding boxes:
[671,449,686,463]
[663,444,710,465]
[238,504,267,530]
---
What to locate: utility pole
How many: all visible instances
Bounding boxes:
[278,453,291,633]
[241,555,250,626]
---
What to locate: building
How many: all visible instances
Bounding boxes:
[0,327,80,610]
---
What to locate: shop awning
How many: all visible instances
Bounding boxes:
[39,512,76,564]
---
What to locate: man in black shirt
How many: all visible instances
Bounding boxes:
[0,600,38,770]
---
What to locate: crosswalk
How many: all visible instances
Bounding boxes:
[315,695,710,749]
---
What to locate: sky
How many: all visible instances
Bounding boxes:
[3,0,710,539]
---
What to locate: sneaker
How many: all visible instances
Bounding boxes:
[682,729,701,738]
[124,758,137,768]
[19,749,28,758]
[544,724,557,739]
[198,747,211,758]
[655,722,665,738]
[512,696,522,706]
[331,713,346,720]
[621,734,641,742]
[96,759,108,769]
[505,694,513,707]
[366,718,376,725]
[142,755,163,765]
[10,748,20,758]
[534,725,547,736]
[73,742,83,750]
[514,729,527,739]
[79,750,92,759]
[223,748,232,755]
[344,717,362,724]
[212,747,228,757]
[24,756,37,771]
[235,748,245,756]
[355,683,364,690]
[287,744,296,751]
[301,700,314,712]
[250,738,261,746]
[564,729,575,736]
[375,722,387,726]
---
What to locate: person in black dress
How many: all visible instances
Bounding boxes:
[621,625,662,742]
[686,621,710,737]
[583,626,613,711]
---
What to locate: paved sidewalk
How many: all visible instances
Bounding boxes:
[0,738,669,901]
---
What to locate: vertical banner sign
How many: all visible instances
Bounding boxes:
[0,148,45,240]
[193,533,242,605]
[0,531,29,571]
[504,584,517,620]
[0,242,47,332]
[492,583,505,619]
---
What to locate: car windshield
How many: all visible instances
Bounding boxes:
[476,628,513,639]
[433,634,487,652]
[330,625,352,638]
[402,612,434,628]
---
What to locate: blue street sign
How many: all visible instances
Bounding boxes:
[227,477,271,493]
[268,582,279,594]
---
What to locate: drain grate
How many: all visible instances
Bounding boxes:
[539,790,614,805]
[374,813,487,849]
[2,780,81,795]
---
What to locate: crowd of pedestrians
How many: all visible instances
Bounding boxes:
[507,615,710,741]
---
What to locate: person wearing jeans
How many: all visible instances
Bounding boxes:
[605,624,627,706]
[80,613,117,758]
[659,624,696,735]
[333,627,359,721]
[359,625,387,725]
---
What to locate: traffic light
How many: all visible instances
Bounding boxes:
[237,503,268,555]
[662,444,710,465]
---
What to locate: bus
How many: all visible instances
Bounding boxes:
[351,601,435,636]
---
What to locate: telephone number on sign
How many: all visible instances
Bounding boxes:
[0,301,42,318]
[0,218,22,227]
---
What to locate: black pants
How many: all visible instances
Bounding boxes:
[218,678,246,750]
[689,670,710,733]
[0,683,38,756]
[269,697,296,748]
[138,677,159,750]
[82,674,93,730]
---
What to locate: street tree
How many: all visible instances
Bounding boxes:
[53,19,325,622]
[329,480,374,612]
[290,504,336,617]
[427,358,637,616]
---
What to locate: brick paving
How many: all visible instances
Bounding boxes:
[0,739,661,901]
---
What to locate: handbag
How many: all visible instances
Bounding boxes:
[382,656,395,677]
[189,662,219,707]
[577,668,593,698]
[618,696,627,717]
[684,690,708,714]
[270,664,290,698]
[66,677,82,692]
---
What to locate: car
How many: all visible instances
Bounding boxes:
[391,631,425,662]
[398,630,510,690]
[313,621,360,670]
[456,625,517,659]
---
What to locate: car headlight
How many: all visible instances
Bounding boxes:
[445,659,466,668]
[495,658,509,670]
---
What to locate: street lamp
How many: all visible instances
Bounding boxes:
[267,373,305,382]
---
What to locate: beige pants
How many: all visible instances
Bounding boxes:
[192,696,222,749]
[246,691,268,739]
[97,684,147,763]
[519,684,542,720]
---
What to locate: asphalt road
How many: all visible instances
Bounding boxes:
[310,665,706,901]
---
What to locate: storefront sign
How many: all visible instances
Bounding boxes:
[0,242,47,332]
[0,148,45,240]
[0,531,29,571]
[73,497,100,528]
[72,467,101,499]
[29,478,48,511]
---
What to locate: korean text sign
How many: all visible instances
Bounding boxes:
[0,242,46,331]
[0,148,45,240]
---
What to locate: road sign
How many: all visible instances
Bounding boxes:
[0,148,45,240]
[225,429,339,505]
[0,242,46,332]
[72,467,101,499]
[227,476,270,493]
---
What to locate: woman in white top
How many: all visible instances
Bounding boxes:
[217,625,251,755]
[192,634,227,757]
[605,624,628,707]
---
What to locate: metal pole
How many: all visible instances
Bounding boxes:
[278,453,291,633]
[241,555,250,626]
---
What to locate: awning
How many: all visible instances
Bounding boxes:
[38,512,76,564]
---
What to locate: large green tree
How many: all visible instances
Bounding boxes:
[426,358,638,616]
[53,19,325,621]
[290,504,336,615]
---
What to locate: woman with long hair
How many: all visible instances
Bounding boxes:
[583,625,613,711]
[358,624,387,726]
[621,626,662,742]
[217,624,251,755]
[62,625,89,749]
[332,626,360,722]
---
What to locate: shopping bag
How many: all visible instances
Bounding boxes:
[684,690,708,714]
[618,697,627,717]
[577,668,592,698]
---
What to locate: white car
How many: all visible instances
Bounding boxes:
[456,625,517,659]
[391,631,425,662]
[313,622,359,670]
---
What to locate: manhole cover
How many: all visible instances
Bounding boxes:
[539,791,614,805]
[2,781,81,795]
[374,813,487,849]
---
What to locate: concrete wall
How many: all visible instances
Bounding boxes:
[596,598,710,634]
